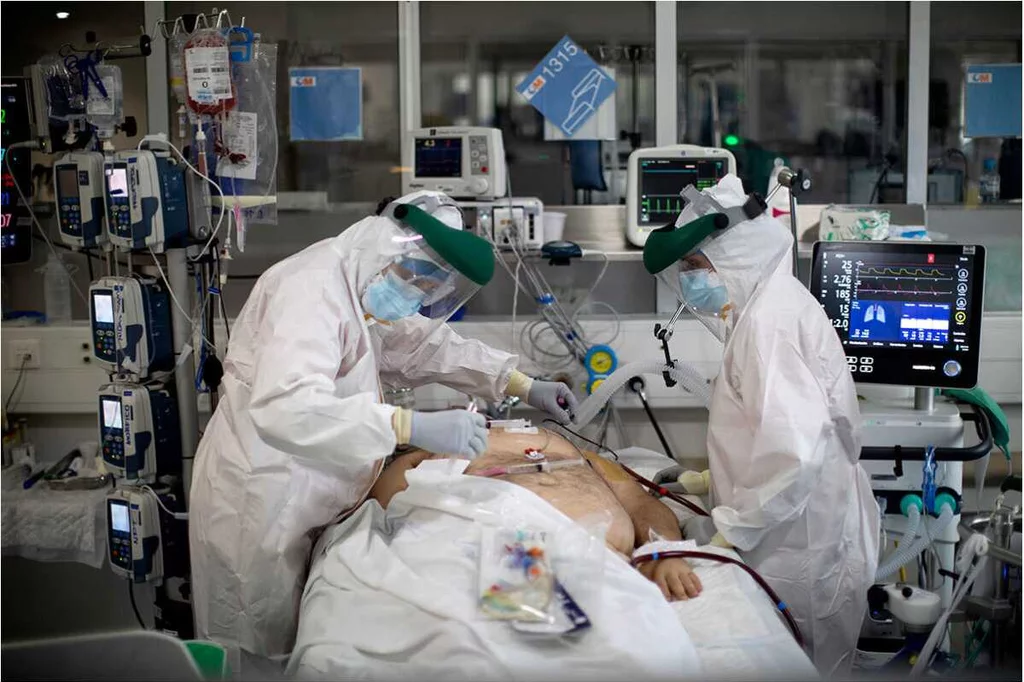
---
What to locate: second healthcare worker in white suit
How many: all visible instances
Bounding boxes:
[644,175,879,676]
[189,190,577,662]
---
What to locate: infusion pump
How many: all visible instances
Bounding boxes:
[402,127,507,200]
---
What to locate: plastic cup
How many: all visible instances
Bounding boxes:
[544,212,567,243]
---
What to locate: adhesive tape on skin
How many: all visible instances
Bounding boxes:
[632,539,697,561]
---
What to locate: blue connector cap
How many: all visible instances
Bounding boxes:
[900,494,924,516]
[933,492,957,515]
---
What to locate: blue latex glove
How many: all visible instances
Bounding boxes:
[409,410,488,459]
[526,380,578,424]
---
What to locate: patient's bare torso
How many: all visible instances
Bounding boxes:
[416,429,636,554]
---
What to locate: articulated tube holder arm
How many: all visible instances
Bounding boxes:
[571,359,712,428]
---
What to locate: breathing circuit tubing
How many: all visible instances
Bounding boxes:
[875,505,956,581]
[630,550,805,648]
[570,360,712,427]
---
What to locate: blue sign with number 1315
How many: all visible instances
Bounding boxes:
[516,35,616,138]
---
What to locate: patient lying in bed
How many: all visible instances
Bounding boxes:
[370,426,702,601]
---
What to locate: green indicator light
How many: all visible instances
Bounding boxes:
[724,134,740,147]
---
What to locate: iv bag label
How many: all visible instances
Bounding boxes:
[216,111,258,181]
[515,36,616,138]
[186,46,232,104]
[86,76,117,116]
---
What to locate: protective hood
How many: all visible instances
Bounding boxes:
[655,175,793,339]
[699,185,794,318]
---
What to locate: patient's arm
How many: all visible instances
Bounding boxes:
[585,453,703,601]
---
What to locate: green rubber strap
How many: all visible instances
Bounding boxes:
[393,204,495,285]
[642,213,725,275]
[940,386,1012,458]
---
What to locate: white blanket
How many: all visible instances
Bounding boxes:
[288,458,701,681]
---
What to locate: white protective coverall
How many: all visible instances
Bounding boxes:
[189,193,518,659]
[694,180,880,675]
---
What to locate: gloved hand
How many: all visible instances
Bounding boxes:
[408,410,488,459]
[678,469,711,495]
[682,515,717,545]
[526,380,578,424]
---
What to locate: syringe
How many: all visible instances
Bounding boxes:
[478,457,586,478]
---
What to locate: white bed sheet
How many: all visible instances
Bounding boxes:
[616,447,818,680]
[288,452,817,681]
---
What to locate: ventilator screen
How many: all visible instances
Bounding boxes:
[810,241,985,389]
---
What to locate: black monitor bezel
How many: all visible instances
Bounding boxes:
[809,240,986,389]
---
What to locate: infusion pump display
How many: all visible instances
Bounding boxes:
[810,241,985,389]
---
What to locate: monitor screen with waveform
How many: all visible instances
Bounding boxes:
[637,157,726,226]
[809,241,985,389]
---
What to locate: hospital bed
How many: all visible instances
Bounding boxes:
[614,447,817,679]
[288,446,819,681]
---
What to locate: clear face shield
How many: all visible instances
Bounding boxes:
[363,240,481,323]
[657,249,733,342]
[362,197,494,327]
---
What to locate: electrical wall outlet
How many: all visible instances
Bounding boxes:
[10,340,42,369]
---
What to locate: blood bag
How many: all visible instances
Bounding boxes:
[183,29,236,116]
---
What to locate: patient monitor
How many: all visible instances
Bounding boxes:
[625,145,735,247]
[403,127,507,200]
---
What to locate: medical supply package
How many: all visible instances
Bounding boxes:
[819,205,891,241]
[479,527,555,622]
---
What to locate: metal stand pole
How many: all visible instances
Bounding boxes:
[167,248,199,504]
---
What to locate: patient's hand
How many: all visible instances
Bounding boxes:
[638,558,703,601]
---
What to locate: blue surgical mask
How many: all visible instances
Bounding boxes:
[678,268,729,315]
[362,271,426,321]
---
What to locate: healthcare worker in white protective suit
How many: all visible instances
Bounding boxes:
[189,190,577,662]
[645,175,879,676]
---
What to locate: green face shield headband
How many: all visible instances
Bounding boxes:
[642,187,768,275]
[383,201,496,286]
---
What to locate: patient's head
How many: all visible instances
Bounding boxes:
[370,450,447,508]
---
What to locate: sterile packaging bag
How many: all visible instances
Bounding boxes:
[543,511,609,626]
[479,526,555,622]
[819,205,891,241]
[214,37,278,228]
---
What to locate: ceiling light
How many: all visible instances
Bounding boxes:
[56,11,70,19]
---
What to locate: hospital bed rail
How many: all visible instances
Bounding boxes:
[860,408,993,462]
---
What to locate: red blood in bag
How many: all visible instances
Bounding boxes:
[184,32,236,117]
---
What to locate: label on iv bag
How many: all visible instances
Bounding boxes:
[216,111,258,181]
[86,76,117,116]
[185,46,232,104]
